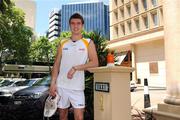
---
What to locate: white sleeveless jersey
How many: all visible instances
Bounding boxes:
[57,38,91,90]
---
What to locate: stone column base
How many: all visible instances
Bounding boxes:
[143,103,180,120]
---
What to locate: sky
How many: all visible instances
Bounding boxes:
[34,0,109,36]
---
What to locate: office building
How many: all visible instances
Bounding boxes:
[48,9,61,41]
[109,0,164,87]
[14,0,36,30]
[61,1,109,38]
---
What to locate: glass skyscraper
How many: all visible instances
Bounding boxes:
[61,1,109,39]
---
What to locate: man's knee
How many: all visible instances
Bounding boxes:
[75,115,83,120]
[59,108,68,120]
[74,108,84,120]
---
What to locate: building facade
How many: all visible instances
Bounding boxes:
[14,0,36,30]
[61,1,109,38]
[109,0,164,87]
[48,9,61,42]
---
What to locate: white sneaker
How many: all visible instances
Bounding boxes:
[44,93,60,117]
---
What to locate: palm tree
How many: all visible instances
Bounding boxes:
[0,0,12,14]
[83,31,108,120]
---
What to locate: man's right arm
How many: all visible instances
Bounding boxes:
[50,43,62,96]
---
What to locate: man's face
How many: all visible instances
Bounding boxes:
[69,18,83,34]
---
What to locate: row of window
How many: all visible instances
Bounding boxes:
[112,9,163,38]
[112,0,160,22]
[113,0,158,8]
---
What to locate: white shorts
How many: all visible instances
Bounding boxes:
[57,87,85,109]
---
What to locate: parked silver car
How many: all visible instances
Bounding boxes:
[0,78,41,105]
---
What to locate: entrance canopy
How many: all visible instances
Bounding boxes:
[2,64,52,73]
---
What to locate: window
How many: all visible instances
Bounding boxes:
[114,0,117,6]
[160,8,163,17]
[120,8,124,18]
[114,26,118,36]
[121,0,124,4]
[143,16,148,29]
[114,11,118,20]
[127,21,132,33]
[33,76,51,86]
[126,4,131,16]
[134,19,140,31]
[142,0,147,10]
[152,12,158,26]
[151,0,157,7]
[121,24,125,35]
[134,2,139,14]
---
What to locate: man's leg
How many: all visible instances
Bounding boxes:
[59,108,68,120]
[57,88,70,120]
[74,108,84,120]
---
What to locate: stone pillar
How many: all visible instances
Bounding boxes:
[143,0,180,119]
[144,0,180,120]
[163,0,180,105]
[131,44,137,82]
[89,66,133,120]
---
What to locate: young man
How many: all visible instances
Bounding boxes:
[49,13,99,120]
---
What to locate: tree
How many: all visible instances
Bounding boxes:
[0,0,33,74]
[0,0,12,14]
[83,31,108,119]
[83,31,108,66]
[30,36,53,72]
[50,31,72,60]
[30,32,73,67]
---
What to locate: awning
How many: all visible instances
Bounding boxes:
[2,64,52,73]
[115,51,128,65]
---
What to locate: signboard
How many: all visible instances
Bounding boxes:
[95,82,110,92]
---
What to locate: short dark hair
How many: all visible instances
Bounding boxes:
[69,13,84,24]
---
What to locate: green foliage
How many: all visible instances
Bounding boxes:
[0,0,12,14]
[30,36,52,62]
[29,36,53,72]
[0,0,33,65]
[83,31,108,66]
[50,31,72,60]
[52,31,71,47]
[59,31,71,38]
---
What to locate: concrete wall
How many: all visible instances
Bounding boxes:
[135,39,166,87]
[15,0,36,30]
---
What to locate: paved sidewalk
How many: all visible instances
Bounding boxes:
[135,84,166,91]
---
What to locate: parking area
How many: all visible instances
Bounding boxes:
[131,87,166,109]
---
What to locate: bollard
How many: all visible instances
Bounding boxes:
[137,78,141,84]
[144,78,152,120]
[144,78,151,108]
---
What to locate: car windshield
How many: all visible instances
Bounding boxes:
[33,76,50,86]
[14,80,36,86]
[0,80,14,87]
[0,79,4,83]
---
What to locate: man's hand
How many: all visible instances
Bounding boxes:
[67,67,76,79]
[49,83,57,97]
